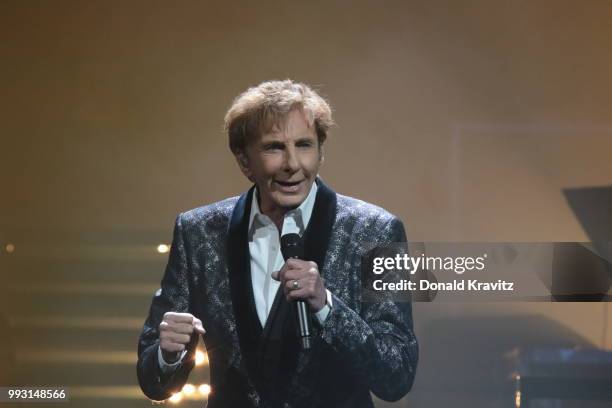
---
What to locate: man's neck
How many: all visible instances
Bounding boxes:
[258,201,290,232]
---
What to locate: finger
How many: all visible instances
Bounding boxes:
[274,263,289,282]
[282,269,303,282]
[165,332,191,344]
[307,265,319,277]
[286,288,309,302]
[193,318,206,334]
[164,312,195,324]
[285,258,307,269]
[284,279,302,293]
[160,341,186,353]
[160,322,194,334]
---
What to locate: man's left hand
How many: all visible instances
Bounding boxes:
[271,259,326,312]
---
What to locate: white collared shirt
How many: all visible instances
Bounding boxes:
[159,181,331,371]
[248,180,330,326]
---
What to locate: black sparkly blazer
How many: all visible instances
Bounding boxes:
[137,179,418,408]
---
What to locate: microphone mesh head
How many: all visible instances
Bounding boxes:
[280,233,303,260]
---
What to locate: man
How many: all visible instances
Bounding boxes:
[137,80,418,408]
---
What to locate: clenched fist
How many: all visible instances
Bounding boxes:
[159,312,205,363]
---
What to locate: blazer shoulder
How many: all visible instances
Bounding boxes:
[336,193,399,225]
[178,195,240,232]
[335,194,406,243]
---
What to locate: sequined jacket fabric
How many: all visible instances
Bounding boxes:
[137,179,418,408]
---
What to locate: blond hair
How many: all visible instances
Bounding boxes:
[224,80,334,154]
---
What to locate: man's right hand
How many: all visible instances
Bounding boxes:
[159,312,206,364]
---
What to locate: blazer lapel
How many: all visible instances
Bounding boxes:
[303,178,337,276]
[227,185,262,378]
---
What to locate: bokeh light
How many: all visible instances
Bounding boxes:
[195,349,207,366]
[169,392,182,403]
[198,384,211,396]
[182,384,195,396]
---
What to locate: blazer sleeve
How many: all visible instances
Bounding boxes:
[137,214,198,401]
[319,217,418,402]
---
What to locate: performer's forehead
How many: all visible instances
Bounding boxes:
[257,107,315,137]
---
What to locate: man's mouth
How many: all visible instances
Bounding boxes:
[274,179,303,192]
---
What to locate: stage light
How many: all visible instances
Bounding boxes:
[198,384,211,396]
[195,349,207,366]
[5,243,15,253]
[182,384,195,396]
[169,392,182,403]
[157,244,170,254]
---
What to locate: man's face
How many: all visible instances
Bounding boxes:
[237,109,322,217]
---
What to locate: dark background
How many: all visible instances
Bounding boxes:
[1,1,611,407]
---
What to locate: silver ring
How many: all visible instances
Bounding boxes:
[292,280,300,290]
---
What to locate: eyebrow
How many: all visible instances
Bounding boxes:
[261,141,285,148]
[260,134,316,144]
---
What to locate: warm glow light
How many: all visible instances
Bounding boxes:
[157,244,170,254]
[182,384,195,396]
[195,349,207,366]
[169,392,182,403]
[514,390,521,408]
[5,243,15,253]
[198,384,211,396]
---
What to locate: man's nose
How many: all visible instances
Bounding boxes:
[283,147,300,172]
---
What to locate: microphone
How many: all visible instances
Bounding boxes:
[280,233,311,350]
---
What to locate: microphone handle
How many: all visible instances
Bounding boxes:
[289,254,311,350]
[296,300,311,349]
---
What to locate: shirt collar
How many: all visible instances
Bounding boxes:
[249,180,318,234]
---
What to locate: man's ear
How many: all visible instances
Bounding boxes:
[235,151,254,182]
[318,145,325,164]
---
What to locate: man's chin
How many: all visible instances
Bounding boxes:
[273,195,306,210]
